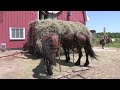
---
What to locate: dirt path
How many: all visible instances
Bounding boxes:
[81,47,120,79]
[0,47,120,79]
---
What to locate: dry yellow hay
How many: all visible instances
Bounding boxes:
[27,19,92,54]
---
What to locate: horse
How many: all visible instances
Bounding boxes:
[100,37,106,49]
[60,32,97,67]
[41,31,60,75]
[104,36,111,44]
[100,36,113,49]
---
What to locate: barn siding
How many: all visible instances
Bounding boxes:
[0,11,38,49]
[57,11,85,24]
[0,11,86,49]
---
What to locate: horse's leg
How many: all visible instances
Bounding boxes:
[102,41,105,49]
[74,47,82,66]
[84,47,89,67]
[65,48,70,63]
[63,47,68,63]
[46,59,53,76]
[102,44,104,49]
[67,48,70,60]
[63,47,67,60]
[43,54,53,75]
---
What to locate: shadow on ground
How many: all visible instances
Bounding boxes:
[56,58,74,67]
[32,58,58,79]
[32,59,50,79]
[32,58,86,79]
[23,52,91,79]
[22,52,43,60]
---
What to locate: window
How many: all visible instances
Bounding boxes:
[9,27,25,40]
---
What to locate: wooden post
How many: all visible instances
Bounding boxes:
[58,47,61,72]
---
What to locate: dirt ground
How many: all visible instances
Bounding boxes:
[0,47,120,79]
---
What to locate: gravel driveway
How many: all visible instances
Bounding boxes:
[0,47,120,79]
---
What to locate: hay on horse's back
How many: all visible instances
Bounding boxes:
[28,19,92,54]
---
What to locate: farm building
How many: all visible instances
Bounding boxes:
[0,11,89,50]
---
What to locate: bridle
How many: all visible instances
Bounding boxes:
[50,46,60,49]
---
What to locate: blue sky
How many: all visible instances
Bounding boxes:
[86,11,120,33]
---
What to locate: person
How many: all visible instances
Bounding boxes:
[100,36,106,49]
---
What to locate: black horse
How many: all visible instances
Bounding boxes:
[42,32,60,75]
[61,32,98,67]
[100,36,112,49]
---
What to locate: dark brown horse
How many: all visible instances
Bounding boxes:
[42,32,60,75]
[104,36,112,44]
[61,32,97,66]
[100,36,112,49]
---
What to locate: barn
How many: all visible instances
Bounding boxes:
[39,11,89,25]
[0,11,89,50]
[0,11,38,50]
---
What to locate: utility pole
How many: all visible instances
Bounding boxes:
[103,27,106,36]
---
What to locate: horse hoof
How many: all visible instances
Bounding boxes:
[47,72,53,76]
[83,63,89,67]
[65,60,69,63]
[46,65,53,76]
[74,62,80,66]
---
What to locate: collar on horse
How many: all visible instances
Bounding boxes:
[50,46,60,49]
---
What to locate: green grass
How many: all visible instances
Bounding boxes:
[91,38,120,48]
[91,38,100,46]
[105,38,120,48]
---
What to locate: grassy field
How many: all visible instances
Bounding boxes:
[91,38,120,48]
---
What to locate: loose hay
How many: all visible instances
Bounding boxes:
[27,19,92,54]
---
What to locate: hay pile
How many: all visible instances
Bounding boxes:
[35,19,91,36]
[27,19,92,54]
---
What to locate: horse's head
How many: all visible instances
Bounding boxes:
[42,32,59,66]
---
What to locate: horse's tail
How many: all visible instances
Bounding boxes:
[85,36,98,60]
